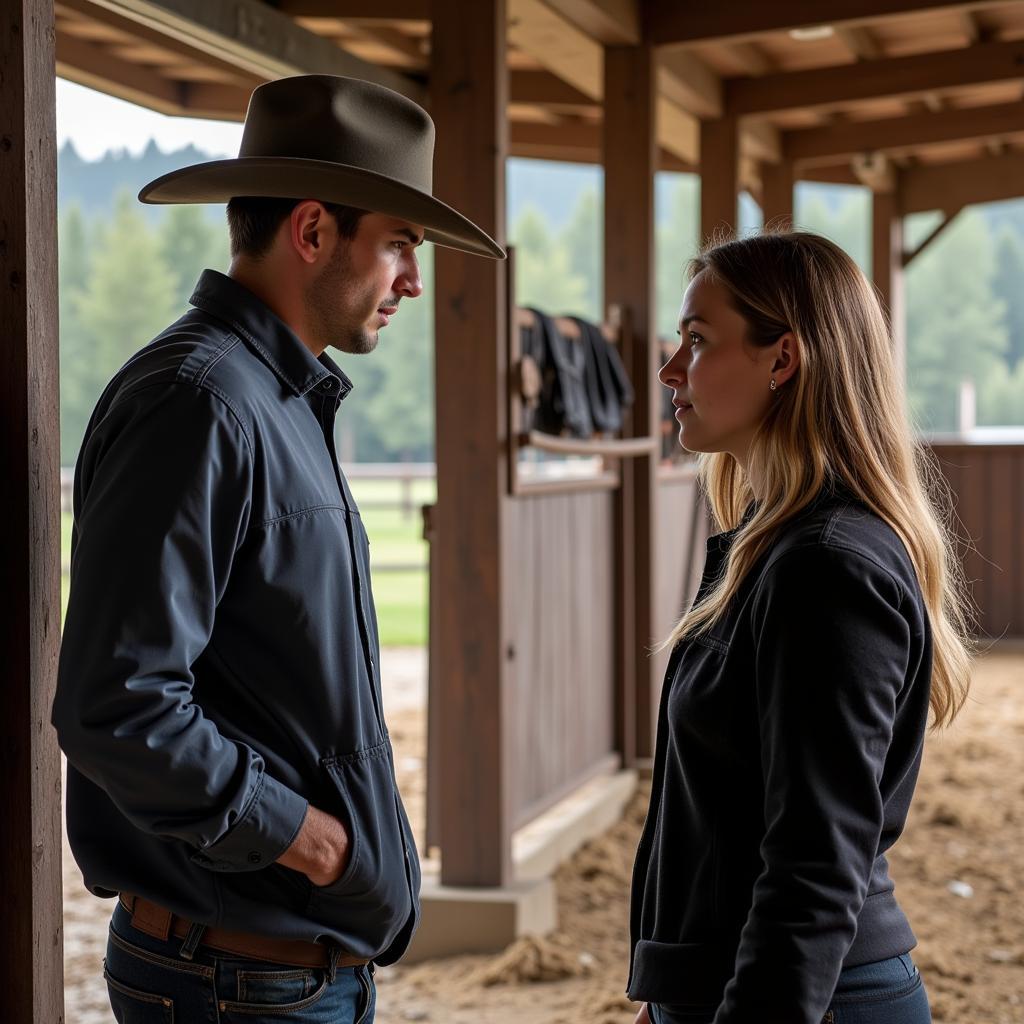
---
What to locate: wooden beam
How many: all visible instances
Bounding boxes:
[761,158,794,229]
[431,0,512,888]
[344,22,427,67]
[509,68,596,107]
[1,0,64,1021]
[835,24,883,60]
[902,206,964,265]
[741,120,782,163]
[645,0,1016,48]
[852,151,896,192]
[57,31,254,119]
[56,30,186,112]
[75,0,425,101]
[726,37,1024,116]
[784,100,1024,165]
[276,0,429,16]
[604,44,657,764]
[541,0,640,45]
[56,0,261,83]
[730,40,772,75]
[180,80,254,119]
[657,48,722,118]
[509,0,698,164]
[899,148,1024,213]
[872,189,906,384]
[700,116,739,241]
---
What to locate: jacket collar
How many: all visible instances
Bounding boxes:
[189,269,353,399]
[705,478,852,554]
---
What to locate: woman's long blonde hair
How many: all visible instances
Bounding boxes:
[666,230,974,729]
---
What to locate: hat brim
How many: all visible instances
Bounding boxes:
[138,156,506,260]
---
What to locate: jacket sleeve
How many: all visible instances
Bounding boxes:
[52,381,309,872]
[714,543,912,1024]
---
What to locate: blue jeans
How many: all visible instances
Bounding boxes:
[650,953,931,1024]
[104,902,376,1023]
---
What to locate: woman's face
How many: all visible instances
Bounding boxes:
[659,270,795,465]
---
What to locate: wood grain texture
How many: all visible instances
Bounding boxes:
[0,0,65,1019]
[430,0,511,887]
[506,490,617,824]
[604,45,658,765]
[928,444,1024,639]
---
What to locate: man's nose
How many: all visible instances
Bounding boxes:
[396,260,423,299]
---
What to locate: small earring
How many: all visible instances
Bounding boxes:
[769,379,777,391]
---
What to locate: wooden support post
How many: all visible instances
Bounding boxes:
[761,158,795,231]
[0,0,65,1020]
[430,0,512,888]
[700,116,740,243]
[872,189,907,387]
[604,45,658,763]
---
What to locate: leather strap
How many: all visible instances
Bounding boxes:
[119,893,369,970]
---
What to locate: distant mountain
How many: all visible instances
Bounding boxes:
[57,139,226,223]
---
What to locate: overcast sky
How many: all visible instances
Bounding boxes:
[57,78,244,160]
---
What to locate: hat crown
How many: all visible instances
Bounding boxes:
[238,75,435,192]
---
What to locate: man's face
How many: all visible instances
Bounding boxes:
[305,212,425,355]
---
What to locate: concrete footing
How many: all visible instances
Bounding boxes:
[403,768,637,962]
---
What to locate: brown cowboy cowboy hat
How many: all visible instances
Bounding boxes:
[139,74,506,260]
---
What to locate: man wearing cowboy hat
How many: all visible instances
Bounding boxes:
[53,74,504,1022]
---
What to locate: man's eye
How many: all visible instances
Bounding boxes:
[689,333,703,346]
[392,241,406,250]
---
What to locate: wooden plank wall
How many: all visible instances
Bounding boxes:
[930,443,1024,640]
[506,488,617,826]
[649,467,711,757]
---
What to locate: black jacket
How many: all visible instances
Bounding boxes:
[52,270,420,964]
[628,484,933,1023]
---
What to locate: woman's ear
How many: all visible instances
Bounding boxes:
[771,331,800,385]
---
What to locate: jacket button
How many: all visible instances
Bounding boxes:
[248,851,262,864]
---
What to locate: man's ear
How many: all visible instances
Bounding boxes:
[289,201,333,265]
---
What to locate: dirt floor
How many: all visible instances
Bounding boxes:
[63,645,1024,1023]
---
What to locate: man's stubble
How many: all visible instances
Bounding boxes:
[305,239,380,356]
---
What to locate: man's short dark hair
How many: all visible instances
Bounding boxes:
[226,197,368,259]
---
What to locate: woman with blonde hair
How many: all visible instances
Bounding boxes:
[628,231,974,1024]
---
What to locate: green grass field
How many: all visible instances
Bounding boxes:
[61,476,434,647]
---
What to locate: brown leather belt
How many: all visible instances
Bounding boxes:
[119,893,369,970]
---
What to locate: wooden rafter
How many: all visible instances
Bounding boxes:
[540,0,640,45]
[783,100,1024,164]
[58,30,255,117]
[509,68,597,107]
[835,25,883,60]
[645,0,1017,48]
[726,37,1024,116]
[657,48,722,118]
[900,147,1024,212]
[275,0,429,17]
[56,0,261,85]
[72,0,425,101]
[729,40,772,75]
[851,151,896,192]
[508,0,698,164]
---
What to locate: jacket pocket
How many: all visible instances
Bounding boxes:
[307,739,413,958]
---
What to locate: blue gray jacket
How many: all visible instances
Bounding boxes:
[52,270,420,964]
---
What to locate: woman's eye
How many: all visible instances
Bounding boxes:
[689,332,703,346]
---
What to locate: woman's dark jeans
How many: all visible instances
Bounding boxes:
[650,952,931,1024]
[103,902,376,1023]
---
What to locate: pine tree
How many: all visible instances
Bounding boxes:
[991,228,1024,373]
[905,210,1007,432]
[158,204,230,304]
[67,190,179,459]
